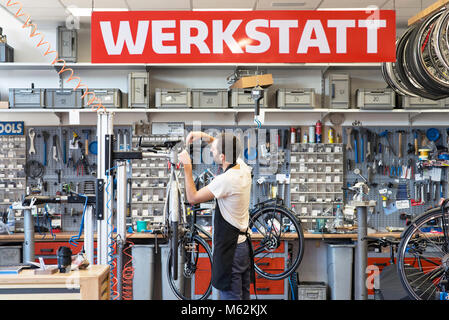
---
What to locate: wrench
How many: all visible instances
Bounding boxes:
[28,128,36,155]
[52,135,59,162]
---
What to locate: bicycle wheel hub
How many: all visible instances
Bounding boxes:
[262,236,278,251]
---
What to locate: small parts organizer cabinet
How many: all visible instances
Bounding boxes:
[130,134,184,231]
[289,143,344,232]
[0,135,26,227]
[192,240,289,300]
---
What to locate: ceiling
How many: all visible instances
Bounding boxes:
[1,0,439,28]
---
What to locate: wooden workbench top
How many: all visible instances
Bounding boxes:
[0,231,402,242]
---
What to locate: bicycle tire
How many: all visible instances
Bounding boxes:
[397,207,449,300]
[167,234,213,300]
[249,200,304,280]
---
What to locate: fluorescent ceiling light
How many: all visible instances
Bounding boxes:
[67,7,129,17]
[192,8,253,11]
[317,7,379,11]
[271,2,306,7]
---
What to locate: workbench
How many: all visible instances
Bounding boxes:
[0,264,110,300]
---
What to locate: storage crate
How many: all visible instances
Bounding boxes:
[45,89,84,109]
[325,74,350,109]
[0,245,21,265]
[356,88,396,110]
[403,96,445,109]
[298,282,327,300]
[90,89,122,108]
[9,88,45,108]
[192,89,228,108]
[128,72,149,108]
[57,26,77,62]
[230,88,268,108]
[0,43,14,62]
[277,88,316,109]
[155,88,192,108]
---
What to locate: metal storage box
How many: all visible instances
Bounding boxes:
[90,89,122,108]
[57,26,77,63]
[277,88,316,109]
[356,88,396,110]
[45,89,84,109]
[155,88,192,108]
[0,43,14,62]
[230,89,268,108]
[192,89,228,108]
[403,96,445,109]
[325,74,350,109]
[0,245,21,265]
[128,72,150,108]
[298,282,327,300]
[9,88,45,108]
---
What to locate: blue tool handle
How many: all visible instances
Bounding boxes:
[63,141,67,164]
[354,139,359,164]
[43,142,47,166]
[361,138,364,163]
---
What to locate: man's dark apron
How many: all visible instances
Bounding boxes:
[211,163,256,292]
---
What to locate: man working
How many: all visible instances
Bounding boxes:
[178,131,255,300]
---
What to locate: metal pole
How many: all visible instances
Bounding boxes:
[116,161,128,300]
[355,206,368,300]
[84,205,94,265]
[23,209,35,263]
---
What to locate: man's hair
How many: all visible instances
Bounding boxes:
[215,132,242,164]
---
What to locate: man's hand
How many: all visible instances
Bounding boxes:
[186,131,203,144]
[178,150,192,166]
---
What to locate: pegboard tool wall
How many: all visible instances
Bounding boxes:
[26,125,131,231]
[184,125,292,209]
[343,125,448,231]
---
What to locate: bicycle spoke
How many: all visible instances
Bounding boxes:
[414,229,447,258]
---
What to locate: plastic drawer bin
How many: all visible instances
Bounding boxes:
[298,282,327,300]
[132,245,155,300]
[0,245,21,265]
[45,89,84,109]
[327,243,355,300]
[0,43,14,62]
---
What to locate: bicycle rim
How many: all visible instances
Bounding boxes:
[397,208,449,300]
[249,204,304,280]
[167,235,213,300]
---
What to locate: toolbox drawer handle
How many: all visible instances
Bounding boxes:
[256,262,270,267]
[54,90,72,95]
[290,90,306,94]
[93,90,108,93]
[374,263,387,267]
[40,248,54,253]
[256,287,270,292]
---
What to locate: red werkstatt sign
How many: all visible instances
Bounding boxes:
[91,10,396,64]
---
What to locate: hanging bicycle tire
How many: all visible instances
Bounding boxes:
[397,207,449,300]
[167,234,213,300]
[249,199,304,280]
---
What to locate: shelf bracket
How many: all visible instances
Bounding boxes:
[54,112,64,125]
[234,111,240,125]
[408,111,422,125]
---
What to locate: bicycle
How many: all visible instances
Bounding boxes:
[396,199,449,300]
[138,138,305,300]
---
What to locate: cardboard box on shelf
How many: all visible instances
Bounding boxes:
[229,74,273,89]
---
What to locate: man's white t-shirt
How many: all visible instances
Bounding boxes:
[207,158,252,244]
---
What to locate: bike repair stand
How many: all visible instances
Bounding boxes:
[90,110,142,299]
[348,172,376,300]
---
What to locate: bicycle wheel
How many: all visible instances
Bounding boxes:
[397,207,449,300]
[249,200,304,280]
[167,234,213,300]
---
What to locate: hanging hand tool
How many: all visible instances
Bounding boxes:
[28,128,36,155]
[52,134,59,162]
[345,127,353,151]
[353,129,359,164]
[413,129,420,156]
[82,129,91,156]
[62,130,67,165]
[42,131,50,166]
[396,130,406,159]
[359,128,366,163]
[379,130,396,157]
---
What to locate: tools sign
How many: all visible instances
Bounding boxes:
[0,121,24,135]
